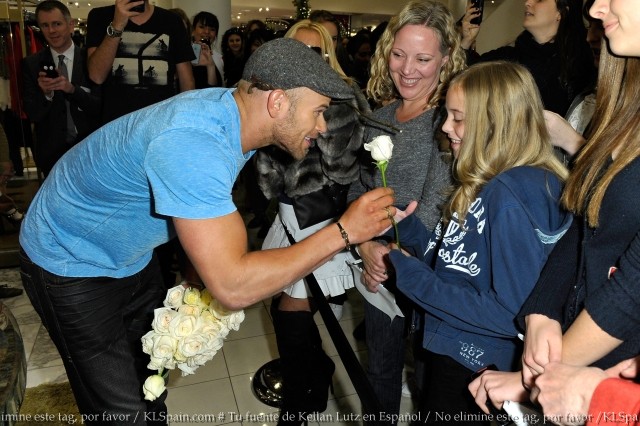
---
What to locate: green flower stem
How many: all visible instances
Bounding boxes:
[379,161,388,188]
[376,161,401,249]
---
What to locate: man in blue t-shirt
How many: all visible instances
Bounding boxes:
[19,38,399,424]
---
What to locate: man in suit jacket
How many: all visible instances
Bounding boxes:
[23,0,100,178]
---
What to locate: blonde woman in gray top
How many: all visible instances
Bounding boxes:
[347,1,466,420]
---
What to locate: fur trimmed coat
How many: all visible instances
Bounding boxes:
[255,83,371,200]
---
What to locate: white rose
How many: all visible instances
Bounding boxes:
[143,374,166,401]
[151,307,178,334]
[164,357,176,370]
[223,311,245,332]
[188,352,215,368]
[178,304,201,317]
[169,313,197,338]
[173,348,187,363]
[152,334,177,361]
[197,311,225,335]
[177,362,197,376]
[199,290,213,308]
[147,356,165,371]
[204,335,225,352]
[199,309,217,324]
[163,285,185,308]
[141,330,156,355]
[364,135,394,163]
[209,299,230,319]
[177,334,207,358]
[183,288,201,306]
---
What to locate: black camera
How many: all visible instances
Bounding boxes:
[470,0,484,25]
[40,61,58,78]
[129,0,144,13]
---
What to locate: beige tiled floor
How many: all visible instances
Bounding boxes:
[0,226,418,426]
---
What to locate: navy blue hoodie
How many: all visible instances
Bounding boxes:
[389,166,572,372]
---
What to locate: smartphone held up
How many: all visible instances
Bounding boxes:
[41,61,58,78]
[129,0,144,13]
[470,0,484,25]
[191,43,201,65]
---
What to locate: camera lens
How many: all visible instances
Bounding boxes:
[201,38,210,45]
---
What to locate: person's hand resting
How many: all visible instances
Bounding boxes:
[468,370,529,414]
[359,240,391,293]
[531,362,605,426]
[522,313,563,389]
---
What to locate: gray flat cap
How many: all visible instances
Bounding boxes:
[242,38,354,100]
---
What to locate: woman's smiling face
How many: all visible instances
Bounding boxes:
[388,24,449,103]
[590,0,640,57]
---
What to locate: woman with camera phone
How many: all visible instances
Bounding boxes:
[460,0,595,117]
[191,11,223,88]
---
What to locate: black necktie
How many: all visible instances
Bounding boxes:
[58,54,77,142]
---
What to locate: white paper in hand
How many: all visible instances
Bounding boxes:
[502,401,544,426]
[348,260,404,320]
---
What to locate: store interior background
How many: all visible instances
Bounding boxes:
[0,1,532,422]
[0,0,522,267]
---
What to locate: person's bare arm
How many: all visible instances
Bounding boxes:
[175,187,396,310]
[544,110,586,156]
[87,0,140,83]
[460,2,482,50]
[175,61,195,92]
[522,314,563,388]
[561,310,623,365]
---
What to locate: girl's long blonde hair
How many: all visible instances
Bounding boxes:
[443,61,568,225]
[562,43,640,227]
[366,0,466,108]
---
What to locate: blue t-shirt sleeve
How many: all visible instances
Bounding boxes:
[144,128,238,219]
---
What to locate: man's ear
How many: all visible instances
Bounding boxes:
[267,89,288,118]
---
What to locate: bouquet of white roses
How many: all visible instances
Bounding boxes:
[141,282,245,401]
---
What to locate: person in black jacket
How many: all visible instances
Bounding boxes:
[22,0,100,177]
[469,3,640,414]
[460,0,596,117]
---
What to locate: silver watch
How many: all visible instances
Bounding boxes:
[106,22,124,38]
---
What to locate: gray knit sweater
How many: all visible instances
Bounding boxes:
[348,101,451,231]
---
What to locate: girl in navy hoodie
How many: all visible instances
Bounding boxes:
[384,61,571,423]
